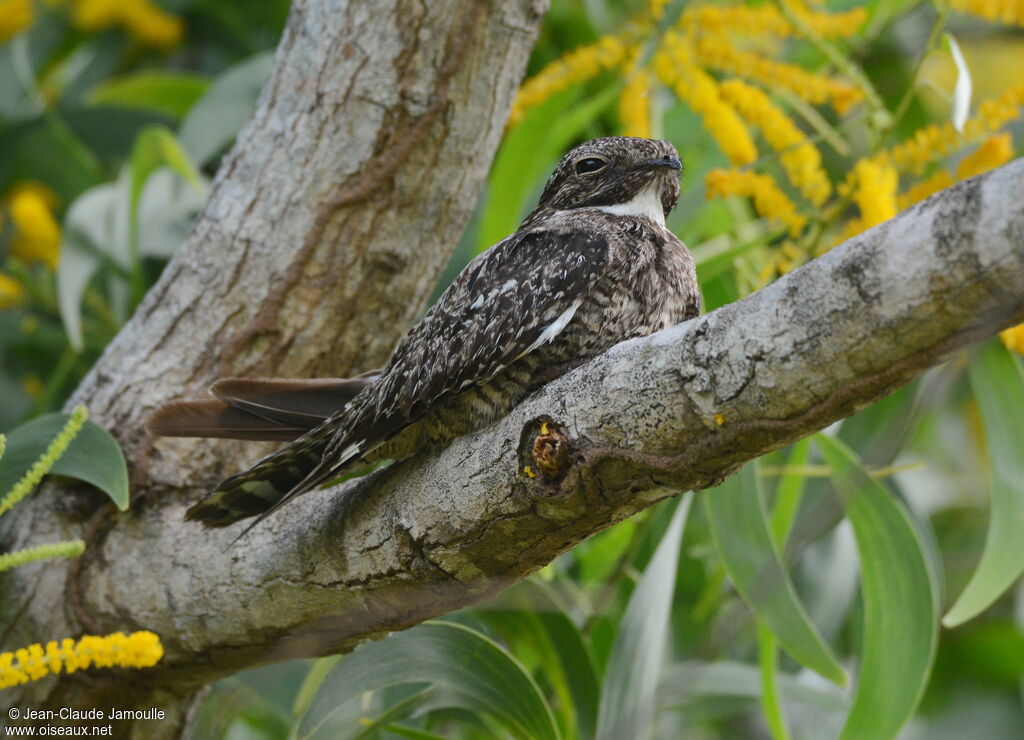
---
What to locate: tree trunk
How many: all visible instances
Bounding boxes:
[0,0,546,736]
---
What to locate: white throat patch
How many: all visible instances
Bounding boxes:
[594,183,666,227]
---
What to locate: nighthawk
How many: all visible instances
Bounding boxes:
[150,136,701,528]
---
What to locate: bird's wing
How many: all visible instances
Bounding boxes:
[189,227,610,530]
[320,227,611,468]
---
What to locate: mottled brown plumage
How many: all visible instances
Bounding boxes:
[150,136,701,529]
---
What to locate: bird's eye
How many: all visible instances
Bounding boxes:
[574,158,607,175]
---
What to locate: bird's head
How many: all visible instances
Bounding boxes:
[532,137,683,223]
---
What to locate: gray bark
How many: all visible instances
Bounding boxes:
[0,0,546,736]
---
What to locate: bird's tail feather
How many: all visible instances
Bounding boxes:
[185,428,337,528]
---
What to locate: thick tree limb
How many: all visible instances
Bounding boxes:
[0,0,545,736]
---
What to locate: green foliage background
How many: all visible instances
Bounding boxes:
[1,0,1023,738]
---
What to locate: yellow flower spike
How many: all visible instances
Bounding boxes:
[718,79,832,206]
[679,5,867,39]
[0,273,24,310]
[897,170,954,210]
[850,159,898,228]
[952,0,1024,26]
[0,539,86,573]
[654,34,758,166]
[706,169,807,236]
[0,632,164,689]
[693,35,862,115]
[9,189,61,269]
[956,132,1014,180]
[509,34,629,126]
[0,405,88,518]
[0,0,33,42]
[619,60,654,139]
[882,84,1024,175]
[1001,325,1024,354]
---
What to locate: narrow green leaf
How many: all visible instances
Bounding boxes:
[705,462,846,685]
[478,608,600,740]
[297,621,560,740]
[758,443,810,740]
[816,434,939,740]
[757,627,792,740]
[770,438,812,547]
[596,493,693,740]
[657,660,847,713]
[0,413,129,510]
[88,72,210,120]
[945,341,1024,626]
[291,656,342,717]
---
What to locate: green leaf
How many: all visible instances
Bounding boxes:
[657,660,847,713]
[477,604,600,740]
[770,438,812,547]
[297,621,560,740]
[816,434,939,740]
[127,125,205,302]
[0,413,129,510]
[179,52,274,165]
[88,72,210,120]
[56,182,124,350]
[596,494,693,740]
[944,341,1024,626]
[705,462,846,685]
[757,627,792,740]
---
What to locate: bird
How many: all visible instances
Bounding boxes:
[149,136,701,530]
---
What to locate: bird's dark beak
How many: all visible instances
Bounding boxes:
[641,156,682,171]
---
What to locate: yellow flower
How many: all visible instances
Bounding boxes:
[120,0,184,49]
[9,188,61,269]
[956,132,1014,179]
[895,133,1013,210]
[882,83,1024,175]
[693,35,862,115]
[952,0,1024,26]
[0,0,33,42]
[1002,324,1024,354]
[0,274,24,309]
[619,61,653,139]
[0,631,163,689]
[71,0,183,49]
[72,0,122,30]
[509,35,629,125]
[850,159,898,228]
[654,33,758,166]
[897,170,953,210]
[706,169,807,236]
[718,79,832,205]
[680,5,868,39]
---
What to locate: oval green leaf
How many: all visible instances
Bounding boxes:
[705,461,846,685]
[816,434,939,740]
[0,413,129,510]
[944,340,1024,626]
[297,620,560,740]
